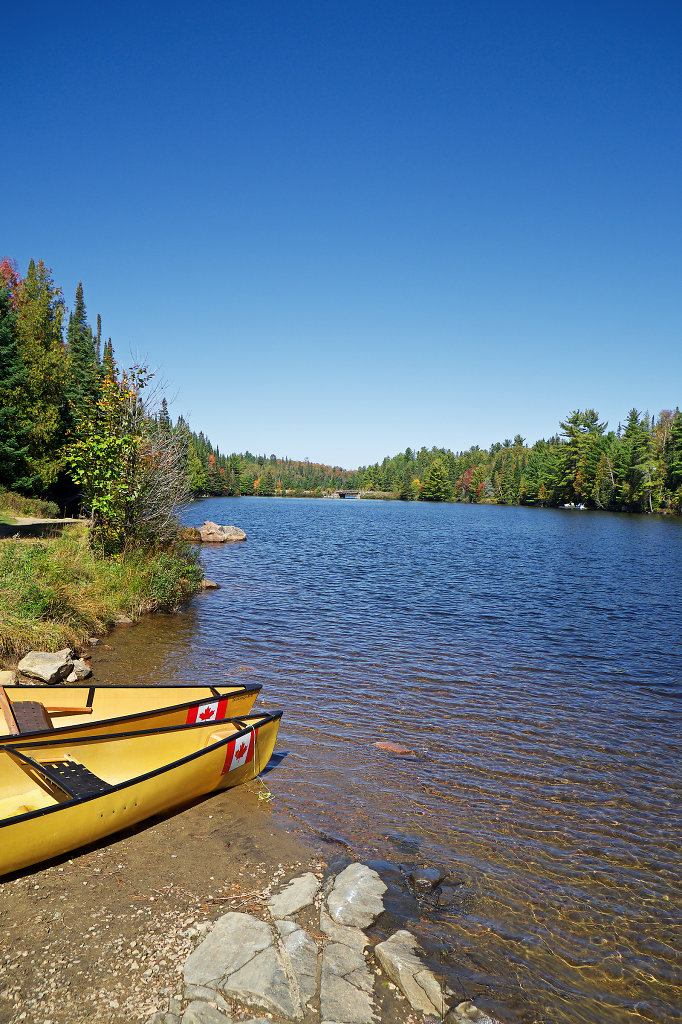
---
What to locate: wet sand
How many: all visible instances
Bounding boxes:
[0,781,321,1023]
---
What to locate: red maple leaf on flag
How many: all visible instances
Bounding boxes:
[235,742,247,759]
[199,706,216,721]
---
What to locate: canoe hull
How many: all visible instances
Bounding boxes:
[0,712,281,876]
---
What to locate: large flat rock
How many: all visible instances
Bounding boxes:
[327,863,387,929]
[183,913,271,989]
[374,929,448,1017]
[320,950,375,1024]
[181,1001,233,1024]
[276,920,318,1010]
[199,522,247,543]
[222,944,300,1020]
[319,909,367,952]
[269,871,320,918]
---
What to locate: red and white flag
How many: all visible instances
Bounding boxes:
[222,728,258,774]
[186,698,229,725]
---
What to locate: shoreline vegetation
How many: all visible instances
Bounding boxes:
[0,516,202,663]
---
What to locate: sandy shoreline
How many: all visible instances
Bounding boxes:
[0,779,320,1023]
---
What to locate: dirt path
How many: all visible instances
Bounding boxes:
[0,517,82,539]
[0,781,320,1024]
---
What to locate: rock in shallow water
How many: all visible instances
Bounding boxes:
[327,863,387,929]
[199,522,247,543]
[373,741,414,755]
[408,867,444,891]
[374,929,449,1017]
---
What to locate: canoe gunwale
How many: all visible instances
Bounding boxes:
[0,709,283,831]
[0,683,263,742]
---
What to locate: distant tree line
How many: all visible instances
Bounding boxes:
[2,258,679,517]
[357,408,682,512]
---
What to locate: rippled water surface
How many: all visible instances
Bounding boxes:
[94,498,682,1024]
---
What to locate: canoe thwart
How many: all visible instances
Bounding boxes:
[43,706,94,717]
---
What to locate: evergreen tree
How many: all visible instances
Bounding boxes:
[186,442,207,494]
[66,282,100,425]
[257,468,276,496]
[15,259,68,489]
[0,286,32,489]
[158,397,171,431]
[421,458,452,501]
[102,338,116,379]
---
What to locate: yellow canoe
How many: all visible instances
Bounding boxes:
[0,710,282,876]
[0,683,261,744]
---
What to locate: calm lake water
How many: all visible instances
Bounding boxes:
[94,498,682,1024]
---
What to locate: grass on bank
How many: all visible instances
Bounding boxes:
[0,524,204,663]
[0,488,60,520]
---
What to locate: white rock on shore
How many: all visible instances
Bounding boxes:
[17,649,74,684]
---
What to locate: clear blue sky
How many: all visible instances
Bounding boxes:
[3,1,681,468]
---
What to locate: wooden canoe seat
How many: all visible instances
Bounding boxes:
[11,701,55,735]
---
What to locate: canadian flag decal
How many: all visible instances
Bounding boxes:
[222,727,258,775]
[186,698,228,725]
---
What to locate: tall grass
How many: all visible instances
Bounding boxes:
[0,525,203,662]
[0,488,61,519]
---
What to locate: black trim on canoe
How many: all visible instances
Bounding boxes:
[86,687,95,708]
[0,684,263,740]
[0,709,283,830]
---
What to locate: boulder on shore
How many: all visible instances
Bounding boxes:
[199,522,247,543]
[66,658,93,682]
[17,649,73,685]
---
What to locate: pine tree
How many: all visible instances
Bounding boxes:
[15,259,69,489]
[421,458,452,501]
[0,286,32,489]
[665,410,682,506]
[102,338,116,379]
[158,397,171,431]
[66,282,100,425]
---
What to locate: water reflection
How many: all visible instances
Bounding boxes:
[92,498,682,1024]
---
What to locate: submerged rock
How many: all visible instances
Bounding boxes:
[447,1000,505,1024]
[374,741,414,755]
[408,867,444,891]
